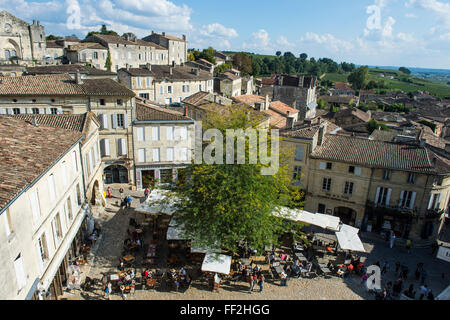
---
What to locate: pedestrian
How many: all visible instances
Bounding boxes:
[415,263,423,280]
[120,198,126,210]
[390,233,396,249]
[419,284,428,300]
[405,239,412,253]
[126,195,132,208]
[395,261,401,274]
[381,261,389,274]
[144,187,150,199]
[361,272,368,285]
[404,284,415,299]
[119,187,124,198]
[107,186,112,198]
[242,265,247,282]
[104,281,111,299]
[249,272,257,292]
[420,270,428,285]
[280,272,288,286]
[427,289,434,300]
[258,274,265,292]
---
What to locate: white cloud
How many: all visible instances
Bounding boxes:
[300,32,354,53]
[242,29,272,53]
[199,23,238,38]
[276,36,293,48]
[406,0,450,28]
[405,13,417,18]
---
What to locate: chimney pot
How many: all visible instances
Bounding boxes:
[162,32,166,36]
[286,117,295,129]
[75,70,83,84]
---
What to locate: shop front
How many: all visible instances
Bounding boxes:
[135,164,187,190]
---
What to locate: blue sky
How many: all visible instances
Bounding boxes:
[2,0,450,69]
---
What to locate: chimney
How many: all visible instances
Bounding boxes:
[317,122,327,146]
[126,64,130,71]
[75,70,83,84]
[146,63,151,71]
[287,110,291,117]
[255,102,264,112]
[265,95,270,110]
[162,32,166,36]
[169,67,173,75]
[286,117,295,129]
[184,106,188,117]
[172,60,175,67]
[182,35,186,41]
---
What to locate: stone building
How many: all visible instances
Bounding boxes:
[133,100,195,189]
[25,64,117,80]
[0,64,26,76]
[64,42,109,70]
[0,11,46,64]
[214,70,242,98]
[0,73,137,186]
[281,120,450,244]
[84,34,169,71]
[272,74,318,121]
[9,113,104,208]
[0,116,92,299]
[142,31,187,65]
[117,64,213,105]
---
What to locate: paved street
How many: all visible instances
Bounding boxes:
[61,186,450,300]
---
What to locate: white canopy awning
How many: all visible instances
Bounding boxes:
[166,223,190,241]
[436,246,450,263]
[201,252,232,275]
[191,241,222,254]
[135,189,179,216]
[273,207,340,231]
[335,224,366,252]
[437,284,450,300]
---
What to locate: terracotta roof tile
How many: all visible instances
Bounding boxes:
[136,102,191,121]
[0,117,83,211]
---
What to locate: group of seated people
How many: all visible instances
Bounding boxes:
[167,267,191,291]
[291,260,313,277]
[334,255,365,277]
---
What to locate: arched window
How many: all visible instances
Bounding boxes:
[4,50,10,59]
[4,23,11,32]
[11,50,16,57]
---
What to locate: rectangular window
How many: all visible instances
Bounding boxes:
[383,170,391,180]
[13,254,26,290]
[139,93,150,99]
[344,182,354,195]
[117,99,123,105]
[180,126,188,140]
[137,127,145,141]
[349,166,355,174]
[51,108,58,114]
[32,108,39,114]
[375,187,391,207]
[137,77,142,87]
[152,127,160,141]
[53,213,63,240]
[180,148,188,161]
[67,197,73,221]
[167,148,174,162]
[76,183,82,206]
[48,174,56,202]
[295,146,304,161]
[38,233,49,263]
[407,173,416,184]
[322,178,331,192]
[326,162,332,170]
[166,126,174,140]
[399,191,416,209]
[152,148,160,162]
[318,204,326,214]
[99,99,105,106]
[146,77,151,87]
[138,148,146,163]
[61,161,67,186]
[93,52,98,59]
[13,108,20,114]
[160,86,164,95]
[167,86,172,94]
[29,189,41,223]
[117,114,125,128]
[293,166,302,181]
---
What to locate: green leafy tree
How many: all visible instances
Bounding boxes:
[46,34,60,41]
[399,67,411,75]
[233,52,253,75]
[174,109,297,254]
[276,51,282,57]
[299,53,308,60]
[86,24,119,39]
[104,50,112,72]
[187,51,195,62]
[348,66,369,90]
[367,119,388,134]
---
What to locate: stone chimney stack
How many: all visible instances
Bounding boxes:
[286,117,295,129]
[126,64,130,71]
[195,68,200,76]
[146,63,151,71]
[265,95,270,111]
[317,121,327,146]
[75,70,83,84]
[169,67,173,75]
[182,35,186,41]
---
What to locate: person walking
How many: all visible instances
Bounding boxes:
[395,261,401,274]
[390,233,396,249]
[144,187,150,199]
[415,263,423,281]
[420,270,428,285]
[119,187,124,199]
[258,274,265,293]
[419,284,428,300]
[126,195,132,208]
[406,239,412,253]
[107,186,112,199]
[104,281,112,299]
[249,273,257,292]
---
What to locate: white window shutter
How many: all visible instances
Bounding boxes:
[138,149,146,163]
[181,126,188,140]
[26,108,33,114]
[98,114,104,129]
[375,187,380,205]
[180,148,188,161]
[174,127,181,141]
[13,255,27,290]
[39,108,45,115]
[124,114,129,129]
[399,190,405,207]
[111,114,118,129]
[0,108,5,114]
[137,127,145,141]
[104,139,110,156]
[102,114,109,129]
[355,167,362,176]
[436,194,441,209]
[119,138,127,156]
[153,148,160,162]
[19,107,25,114]
[29,190,41,223]
[386,188,392,206]
[36,243,44,272]
[166,126,174,140]
[428,194,434,209]
[152,127,159,140]
[319,162,326,170]
[167,148,174,161]
[46,108,51,114]
[409,192,417,210]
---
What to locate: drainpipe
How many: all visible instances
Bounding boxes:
[362,167,375,232]
[79,138,87,204]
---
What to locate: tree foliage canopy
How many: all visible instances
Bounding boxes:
[86,24,119,39]
[348,66,369,90]
[174,109,302,254]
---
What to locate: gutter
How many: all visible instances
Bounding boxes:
[133,120,195,124]
[0,135,85,216]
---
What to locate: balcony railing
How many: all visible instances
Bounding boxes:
[366,201,417,218]
[425,208,445,219]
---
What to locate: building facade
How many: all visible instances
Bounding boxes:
[64,42,109,70]
[0,117,88,299]
[118,64,213,105]
[142,31,187,65]
[133,101,195,190]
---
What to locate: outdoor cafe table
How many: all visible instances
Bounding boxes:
[316,262,332,275]
[295,252,308,262]
[273,265,284,277]
[123,255,135,262]
[240,258,251,266]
